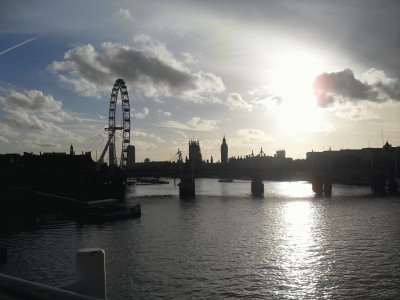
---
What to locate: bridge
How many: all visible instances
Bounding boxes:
[118,130,399,198]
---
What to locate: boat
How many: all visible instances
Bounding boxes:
[78,198,141,223]
[85,203,141,223]
[30,192,141,223]
[136,177,169,185]
[126,178,137,186]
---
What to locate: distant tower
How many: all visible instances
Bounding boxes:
[70,144,74,156]
[127,145,135,169]
[276,149,286,159]
[260,147,265,157]
[221,136,228,164]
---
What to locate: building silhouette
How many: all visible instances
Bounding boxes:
[127,145,135,169]
[70,144,74,156]
[189,139,202,167]
[221,136,228,164]
[275,149,286,159]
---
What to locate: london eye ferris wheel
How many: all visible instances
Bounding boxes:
[99,79,131,168]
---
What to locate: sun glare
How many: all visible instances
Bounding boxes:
[267,48,328,136]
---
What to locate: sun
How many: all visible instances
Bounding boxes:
[268,48,326,97]
[266,48,328,136]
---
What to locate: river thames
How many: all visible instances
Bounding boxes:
[1,179,400,299]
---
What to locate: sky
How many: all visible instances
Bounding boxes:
[0,0,399,162]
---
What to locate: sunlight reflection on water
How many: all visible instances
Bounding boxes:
[280,201,319,297]
[269,181,314,198]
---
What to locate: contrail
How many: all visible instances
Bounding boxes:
[0,36,40,56]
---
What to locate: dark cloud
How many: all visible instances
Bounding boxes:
[2,0,399,77]
[200,0,400,76]
[100,44,195,89]
[291,0,400,77]
[313,68,400,107]
[374,79,400,101]
[50,42,224,100]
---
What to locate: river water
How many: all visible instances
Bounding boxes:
[1,179,400,299]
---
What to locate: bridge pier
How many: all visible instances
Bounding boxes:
[251,171,264,197]
[371,174,398,195]
[311,174,332,197]
[388,177,398,194]
[323,175,332,197]
[179,162,195,199]
[179,183,195,198]
[371,174,386,195]
[312,177,323,197]
[0,247,6,265]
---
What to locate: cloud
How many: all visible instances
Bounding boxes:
[226,128,274,152]
[247,85,282,109]
[24,137,59,149]
[187,117,219,131]
[0,88,75,124]
[132,107,149,119]
[132,130,165,143]
[327,100,380,122]
[0,123,19,140]
[1,89,62,112]
[131,140,157,151]
[0,136,9,143]
[0,88,85,151]
[362,68,400,101]
[237,128,273,143]
[226,93,253,111]
[133,34,185,70]
[333,106,378,122]
[4,110,61,131]
[159,117,219,132]
[313,68,400,107]
[49,40,225,101]
[251,96,282,108]
[182,52,199,65]
[157,109,171,117]
[1,109,83,145]
[58,75,100,98]
[114,8,134,22]
[40,111,75,122]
